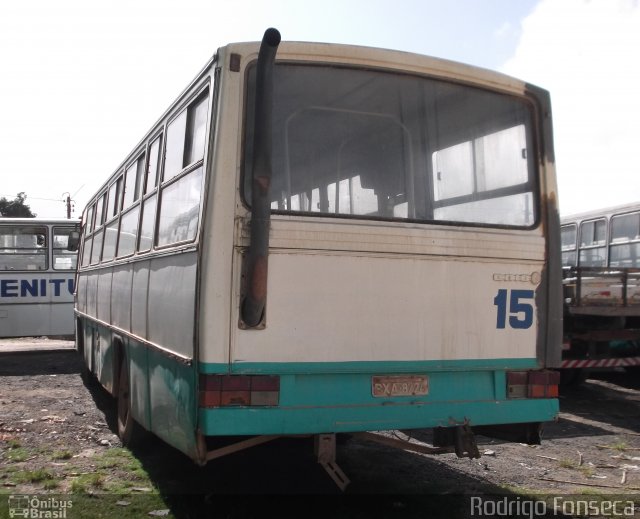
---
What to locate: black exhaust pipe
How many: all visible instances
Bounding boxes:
[241,28,281,328]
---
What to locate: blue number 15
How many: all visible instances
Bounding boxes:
[494,289,534,329]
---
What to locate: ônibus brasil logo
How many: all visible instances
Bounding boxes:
[8,495,73,518]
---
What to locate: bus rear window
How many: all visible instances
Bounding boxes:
[244,64,537,228]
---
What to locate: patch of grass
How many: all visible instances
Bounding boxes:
[578,466,595,478]
[96,448,148,475]
[573,488,606,497]
[51,449,74,460]
[7,439,22,449]
[47,494,175,519]
[558,458,576,469]
[105,478,139,493]
[4,447,30,462]
[69,478,86,493]
[70,472,106,493]
[597,440,629,451]
[43,478,60,490]
[13,468,55,483]
[610,440,628,452]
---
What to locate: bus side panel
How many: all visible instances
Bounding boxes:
[112,266,133,333]
[144,251,199,458]
[0,272,75,337]
[76,273,87,315]
[81,319,93,371]
[148,348,198,459]
[96,270,113,324]
[131,261,150,338]
[147,253,197,358]
[95,325,117,394]
[85,273,99,319]
[128,338,151,431]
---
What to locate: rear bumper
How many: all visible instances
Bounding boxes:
[198,368,559,436]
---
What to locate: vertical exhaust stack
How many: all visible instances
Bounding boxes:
[241,28,281,328]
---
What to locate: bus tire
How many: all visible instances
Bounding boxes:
[117,359,145,447]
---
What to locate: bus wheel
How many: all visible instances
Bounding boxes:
[117,360,145,447]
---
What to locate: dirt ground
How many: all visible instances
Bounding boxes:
[2,344,640,517]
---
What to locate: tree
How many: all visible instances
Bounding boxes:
[0,192,36,217]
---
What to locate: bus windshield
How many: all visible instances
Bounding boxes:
[244,63,537,227]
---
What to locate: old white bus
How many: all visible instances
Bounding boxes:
[560,203,640,377]
[72,29,562,484]
[0,218,79,337]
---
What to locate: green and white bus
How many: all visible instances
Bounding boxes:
[72,29,562,484]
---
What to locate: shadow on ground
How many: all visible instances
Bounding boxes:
[0,350,82,376]
[77,367,580,518]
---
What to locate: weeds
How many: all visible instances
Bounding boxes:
[4,447,30,462]
[51,449,74,460]
[558,458,576,469]
[14,468,55,483]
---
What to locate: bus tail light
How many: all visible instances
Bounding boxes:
[199,375,280,407]
[507,370,559,399]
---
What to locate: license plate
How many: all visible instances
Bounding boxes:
[372,375,429,397]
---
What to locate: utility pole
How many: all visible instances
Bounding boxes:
[62,192,73,219]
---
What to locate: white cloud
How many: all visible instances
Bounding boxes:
[493,21,514,40]
[502,0,640,216]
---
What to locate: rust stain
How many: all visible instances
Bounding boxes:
[250,256,268,300]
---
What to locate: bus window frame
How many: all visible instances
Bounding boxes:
[609,211,640,268]
[89,192,108,266]
[102,173,124,263]
[0,224,49,272]
[137,131,164,254]
[560,223,577,267]
[116,151,145,260]
[578,217,607,267]
[241,61,541,231]
[154,84,210,251]
[52,226,79,271]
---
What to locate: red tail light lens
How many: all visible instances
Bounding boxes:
[199,375,280,408]
[507,370,559,399]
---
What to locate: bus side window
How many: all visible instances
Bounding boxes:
[156,90,209,247]
[579,219,606,267]
[138,134,162,252]
[610,212,640,267]
[90,193,107,265]
[561,224,577,267]
[53,227,78,270]
[0,226,48,271]
[118,155,145,258]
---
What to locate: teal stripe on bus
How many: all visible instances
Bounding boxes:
[198,357,539,374]
[197,361,558,436]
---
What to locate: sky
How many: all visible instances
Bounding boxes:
[0,0,638,219]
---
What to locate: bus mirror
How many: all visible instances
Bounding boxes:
[67,231,80,251]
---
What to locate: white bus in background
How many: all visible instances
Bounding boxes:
[0,218,79,338]
[560,203,640,379]
[71,29,562,486]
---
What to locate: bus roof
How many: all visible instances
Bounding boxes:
[0,218,80,225]
[561,201,640,224]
